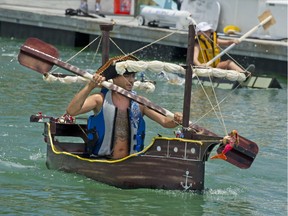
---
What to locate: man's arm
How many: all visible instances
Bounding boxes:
[193,44,203,66]
[217,38,239,46]
[66,74,105,116]
[143,105,182,128]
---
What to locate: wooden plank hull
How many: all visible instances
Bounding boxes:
[43,121,219,191]
[46,145,206,191]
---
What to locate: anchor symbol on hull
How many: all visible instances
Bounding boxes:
[180,170,193,191]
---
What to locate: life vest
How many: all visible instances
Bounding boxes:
[87,89,145,156]
[197,32,220,67]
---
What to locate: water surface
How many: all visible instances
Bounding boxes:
[0,37,287,216]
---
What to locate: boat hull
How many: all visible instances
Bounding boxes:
[46,145,206,191]
[43,121,219,191]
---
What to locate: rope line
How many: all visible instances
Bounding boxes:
[129,31,178,56]
[193,67,227,133]
[90,35,102,67]
[45,24,246,137]
[50,35,101,74]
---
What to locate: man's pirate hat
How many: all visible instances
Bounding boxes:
[96,55,139,80]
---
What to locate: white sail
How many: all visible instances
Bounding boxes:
[193,68,247,82]
[42,61,246,86]
[43,73,88,84]
[116,60,246,82]
[115,60,186,75]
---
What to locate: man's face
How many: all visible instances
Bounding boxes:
[113,73,136,91]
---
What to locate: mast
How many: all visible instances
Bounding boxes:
[182,24,195,138]
[100,24,114,64]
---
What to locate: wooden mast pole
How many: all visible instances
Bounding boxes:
[100,24,114,64]
[183,24,195,138]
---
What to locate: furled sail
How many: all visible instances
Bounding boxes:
[115,60,186,76]
[193,67,247,82]
[116,60,247,82]
[43,73,88,84]
[42,61,247,90]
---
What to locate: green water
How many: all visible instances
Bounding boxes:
[0,37,287,215]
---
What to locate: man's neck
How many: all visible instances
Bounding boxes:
[112,91,130,111]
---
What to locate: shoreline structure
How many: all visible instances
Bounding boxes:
[0,0,287,76]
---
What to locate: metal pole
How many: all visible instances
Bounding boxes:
[100,24,114,64]
[182,24,195,137]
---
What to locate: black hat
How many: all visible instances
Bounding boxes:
[96,55,139,80]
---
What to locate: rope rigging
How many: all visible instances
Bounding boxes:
[42,23,248,137]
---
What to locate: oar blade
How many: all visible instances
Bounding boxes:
[18,37,59,74]
[216,135,259,169]
[258,10,276,30]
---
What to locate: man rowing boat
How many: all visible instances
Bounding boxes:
[66,55,183,159]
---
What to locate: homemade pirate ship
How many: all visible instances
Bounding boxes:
[18,15,271,191]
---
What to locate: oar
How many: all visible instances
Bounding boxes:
[18,37,175,119]
[205,10,276,67]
